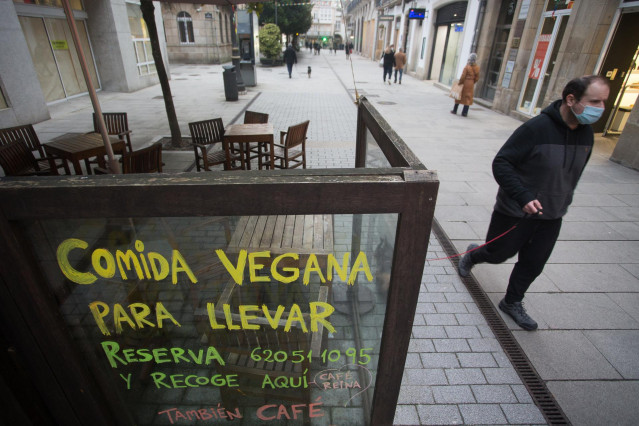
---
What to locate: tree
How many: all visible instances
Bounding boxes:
[259,23,282,60]
[259,2,312,44]
[140,0,185,148]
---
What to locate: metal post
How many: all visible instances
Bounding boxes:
[61,0,120,174]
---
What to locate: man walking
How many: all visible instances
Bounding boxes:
[458,76,610,330]
[283,44,297,79]
[393,48,407,84]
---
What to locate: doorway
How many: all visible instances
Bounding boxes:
[596,11,639,134]
[428,1,467,84]
[481,0,517,101]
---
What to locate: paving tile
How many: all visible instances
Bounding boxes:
[482,367,522,384]
[525,293,639,329]
[420,353,460,369]
[434,302,468,313]
[510,385,534,404]
[584,330,639,379]
[404,353,424,368]
[459,404,507,424]
[471,384,518,403]
[500,404,546,424]
[444,368,487,385]
[467,338,502,352]
[416,404,463,425]
[424,313,459,326]
[408,338,436,353]
[397,385,435,404]
[547,380,639,426]
[607,292,639,323]
[412,325,448,339]
[444,325,482,338]
[393,404,420,425]
[433,338,471,353]
[431,385,476,404]
[458,353,498,368]
[544,263,639,292]
[512,330,621,380]
[454,313,487,326]
[403,368,448,385]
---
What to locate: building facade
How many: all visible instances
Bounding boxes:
[344,0,639,169]
[160,2,234,64]
[0,0,169,128]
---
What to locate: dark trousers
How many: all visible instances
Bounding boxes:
[470,210,562,303]
[452,103,469,116]
[383,66,393,81]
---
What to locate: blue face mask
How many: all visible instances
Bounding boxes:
[572,103,604,125]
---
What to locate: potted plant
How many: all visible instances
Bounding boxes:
[259,23,282,66]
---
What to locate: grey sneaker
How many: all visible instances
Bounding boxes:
[499,298,538,331]
[458,243,478,277]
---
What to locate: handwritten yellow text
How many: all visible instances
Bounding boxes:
[215,250,373,286]
[206,302,336,334]
[57,239,197,285]
[89,301,181,336]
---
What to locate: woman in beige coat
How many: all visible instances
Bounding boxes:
[451,53,480,117]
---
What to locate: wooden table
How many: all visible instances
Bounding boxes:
[44,133,126,175]
[223,123,274,170]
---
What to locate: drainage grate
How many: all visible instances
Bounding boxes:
[432,219,571,426]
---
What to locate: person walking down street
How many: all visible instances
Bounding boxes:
[457,76,610,331]
[451,53,480,116]
[283,44,297,79]
[382,45,395,85]
[393,48,407,84]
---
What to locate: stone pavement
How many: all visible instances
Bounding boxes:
[33,49,639,425]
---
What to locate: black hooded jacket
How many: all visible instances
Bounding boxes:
[492,99,594,220]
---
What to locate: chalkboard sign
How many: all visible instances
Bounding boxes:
[26,212,398,424]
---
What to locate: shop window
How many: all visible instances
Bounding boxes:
[127,3,156,76]
[177,11,195,44]
[518,2,570,115]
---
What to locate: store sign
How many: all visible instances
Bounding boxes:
[51,40,68,50]
[529,34,551,80]
[378,15,394,21]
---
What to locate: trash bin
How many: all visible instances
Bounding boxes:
[222,65,238,101]
[239,60,257,87]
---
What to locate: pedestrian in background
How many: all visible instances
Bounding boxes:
[394,48,407,84]
[457,75,610,331]
[451,53,480,117]
[382,45,395,85]
[283,44,297,79]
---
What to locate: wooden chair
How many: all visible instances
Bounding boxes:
[92,112,133,152]
[272,120,310,169]
[189,118,240,171]
[87,112,134,171]
[0,124,69,174]
[121,142,162,174]
[0,139,69,176]
[94,142,163,175]
[244,111,271,169]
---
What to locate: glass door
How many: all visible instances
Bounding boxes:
[518,3,571,115]
[18,15,99,102]
[439,23,464,86]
